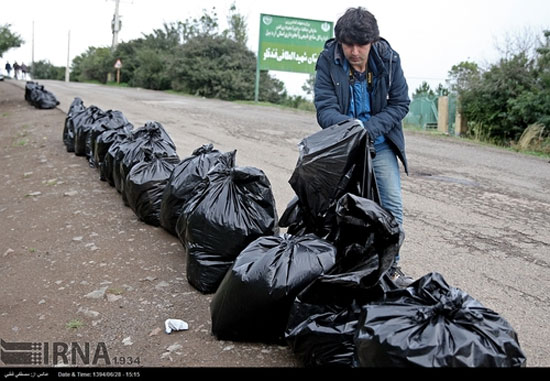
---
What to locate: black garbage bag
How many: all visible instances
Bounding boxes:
[176,151,279,294]
[125,149,180,226]
[102,130,133,186]
[62,97,86,152]
[131,120,176,149]
[284,194,403,368]
[332,193,401,283]
[285,255,398,367]
[96,126,134,182]
[288,119,368,238]
[25,81,59,109]
[73,106,106,157]
[210,233,337,343]
[24,81,38,102]
[354,272,527,367]
[110,134,139,192]
[87,110,133,168]
[119,122,178,205]
[159,144,222,236]
[278,196,308,236]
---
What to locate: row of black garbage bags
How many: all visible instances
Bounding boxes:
[59,90,525,367]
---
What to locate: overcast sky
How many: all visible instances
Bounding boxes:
[2,0,549,96]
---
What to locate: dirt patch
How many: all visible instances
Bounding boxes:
[0,81,298,368]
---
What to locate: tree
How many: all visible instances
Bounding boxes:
[412,81,435,99]
[30,60,64,80]
[494,26,542,61]
[113,23,181,89]
[71,47,115,83]
[111,38,144,84]
[259,71,287,104]
[177,7,220,44]
[447,61,480,96]
[145,23,183,50]
[0,24,23,57]
[170,34,256,100]
[302,74,315,96]
[131,47,172,90]
[460,53,536,143]
[508,30,550,129]
[68,4,290,105]
[224,2,248,46]
[435,83,450,97]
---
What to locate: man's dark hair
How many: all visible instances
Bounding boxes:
[334,7,380,45]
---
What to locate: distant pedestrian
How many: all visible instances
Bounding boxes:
[21,63,28,80]
[5,62,12,77]
[13,61,20,80]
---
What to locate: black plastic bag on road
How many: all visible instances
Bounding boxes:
[96,126,134,182]
[285,273,398,367]
[210,233,337,343]
[73,106,106,157]
[102,129,132,185]
[159,144,222,236]
[354,272,527,367]
[109,134,139,192]
[62,97,86,152]
[285,258,397,367]
[87,110,133,168]
[131,120,176,149]
[333,193,402,284]
[24,81,38,103]
[125,149,180,226]
[278,196,308,236]
[176,151,279,294]
[25,81,59,109]
[108,122,169,188]
[288,119,368,238]
[118,122,178,204]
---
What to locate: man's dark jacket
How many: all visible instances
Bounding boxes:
[314,38,410,174]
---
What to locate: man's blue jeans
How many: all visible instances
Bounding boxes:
[371,139,404,263]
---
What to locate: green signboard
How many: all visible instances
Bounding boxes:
[257,14,333,74]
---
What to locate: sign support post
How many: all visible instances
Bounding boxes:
[114,59,122,84]
[254,36,261,103]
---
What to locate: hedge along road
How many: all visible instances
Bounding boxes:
[7,79,550,367]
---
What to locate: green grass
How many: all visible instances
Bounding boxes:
[44,179,58,186]
[235,99,316,112]
[66,319,84,330]
[13,138,28,147]
[107,287,124,295]
[105,81,129,88]
[403,125,550,160]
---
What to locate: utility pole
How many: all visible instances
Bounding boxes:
[111,0,121,50]
[31,20,35,66]
[65,30,71,82]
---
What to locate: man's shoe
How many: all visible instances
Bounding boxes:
[388,266,414,288]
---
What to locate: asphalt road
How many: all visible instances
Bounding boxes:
[8,79,550,367]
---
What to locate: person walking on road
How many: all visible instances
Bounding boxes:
[13,61,20,80]
[313,7,413,287]
[5,62,12,77]
[20,63,29,80]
